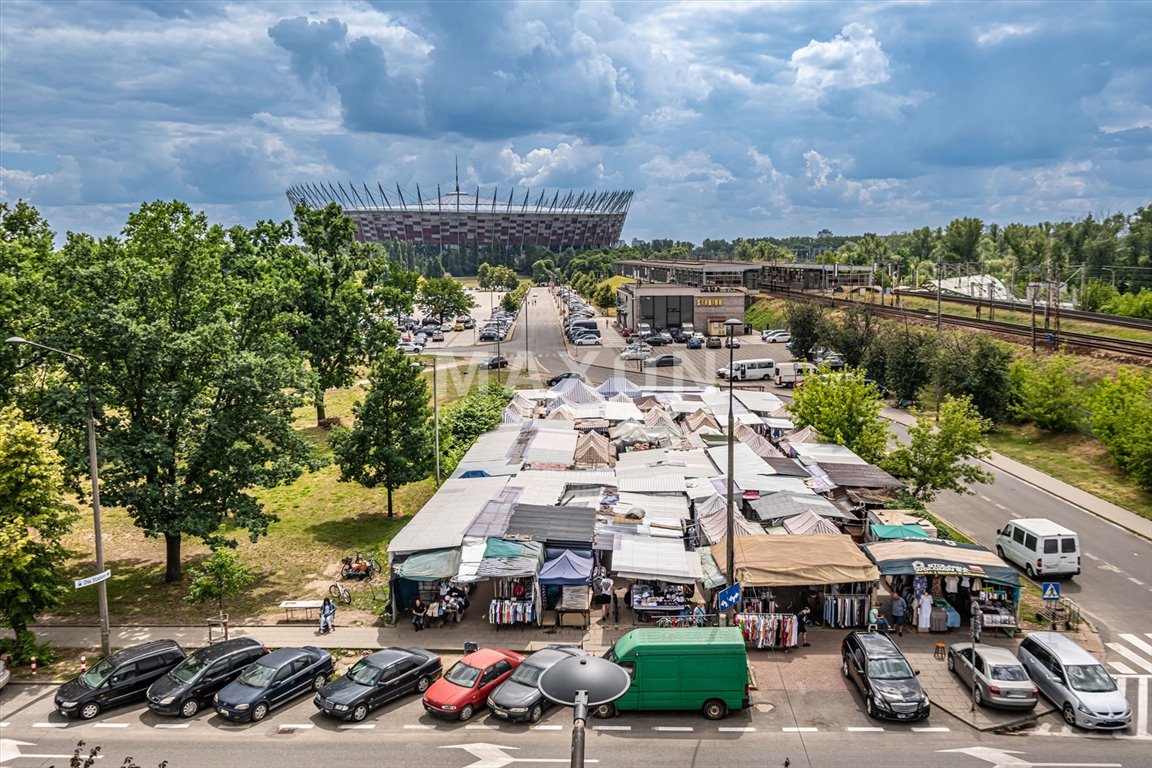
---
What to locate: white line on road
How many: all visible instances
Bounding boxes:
[93,723,129,728]
[1109,661,1138,675]
[33,723,69,728]
[1137,677,1149,740]
[153,724,189,729]
[1084,552,1100,561]
[994,503,1007,510]
[532,725,563,730]
[912,727,950,732]
[1107,642,1152,673]
[278,724,314,731]
[592,725,631,731]
[1128,577,1146,586]
[464,724,497,729]
[0,723,9,728]
[845,726,885,732]
[782,727,818,732]
[653,726,694,732]
[403,724,434,730]
[979,494,992,502]
[338,724,375,730]
[1121,634,1152,657]
[718,727,756,732]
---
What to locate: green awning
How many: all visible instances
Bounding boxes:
[395,548,462,581]
[484,537,545,560]
[871,524,929,540]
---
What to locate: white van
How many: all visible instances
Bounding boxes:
[995,518,1080,579]
[774,362,816,388]
[729,358,778,382]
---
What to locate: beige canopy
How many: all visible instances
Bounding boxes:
[712,534,879,587]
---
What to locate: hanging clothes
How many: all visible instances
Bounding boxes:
[917,593,933,631]
[488,599,537,625]
[822,594,868,628]
[735,613,798,650]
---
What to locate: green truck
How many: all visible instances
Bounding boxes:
[596,627,750,720]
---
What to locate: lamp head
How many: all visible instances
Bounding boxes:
[5,337,28,346]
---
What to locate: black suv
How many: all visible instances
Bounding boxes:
[55,640,186,719]
[841,631,930,721]
[146,637,269,718]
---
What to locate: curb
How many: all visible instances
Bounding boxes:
[927,695,1054,732]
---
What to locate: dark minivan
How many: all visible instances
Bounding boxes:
[56,639,186,719]
[147,637,269,718]
[841,631,930,721]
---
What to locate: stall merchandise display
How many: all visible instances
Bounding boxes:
[488,599,537,625]
[736,612,798,650]
[822,594,868,628]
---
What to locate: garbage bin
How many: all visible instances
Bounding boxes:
[464,641,478,654]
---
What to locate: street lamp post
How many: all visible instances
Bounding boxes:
[7,337,111,656]
[723,318,743,618]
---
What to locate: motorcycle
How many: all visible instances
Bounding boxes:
[340,553,379,581]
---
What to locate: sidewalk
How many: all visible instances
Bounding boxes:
[881,406,1152,542]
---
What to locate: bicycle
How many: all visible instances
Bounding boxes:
[329,579,352,605]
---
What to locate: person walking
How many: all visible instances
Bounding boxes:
[796,606,812,647]
[890,593,907,637]
[319,597,336,634]
[598,574,615,621]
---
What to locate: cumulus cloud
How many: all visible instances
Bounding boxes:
[790,23,890,92]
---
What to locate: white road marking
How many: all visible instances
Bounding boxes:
[782,727,818,732]
[979,494,992,502]
[532,725,563,730]
[1137,677,1149,739]
[592,725,630,731]
[718,726,756,732]
[152,724,189,729]
[912,726,950,732]
[93,723,129,728]
[338,724,375,730]
[464,724,496,729]
[1122,634,1152,657]
[1107,642,1152,673]
[994,503,1007,510]
[32,723,68,728]
[1084,552,1100,561]
[403,724,434,730]
[1109,661,1138,675]
[845,726,884,732]
[277,724,313,731]
[0,723,8,728]
[1128,577,1146,586]
[653,726,694,732]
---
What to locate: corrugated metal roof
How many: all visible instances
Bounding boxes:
[617,491,690,520]
[745,492,851,524]
[615,448,717,479]
[513,469,616,507]
[612,536,703,583]
[522,428,579,464]
[465,485,524,538]
[791,442,868,465]
[816,462,905,489]
[505,504,597,547]
[762,457,810,477]
[463,424,523,463]
[617,474,687,493]
[388,475,510,554]
[733,390,785,414]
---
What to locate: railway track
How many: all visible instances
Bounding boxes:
[892,289,1152,332]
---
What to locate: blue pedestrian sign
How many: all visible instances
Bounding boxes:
[1041,582,1061,601]
[717,583,742,610]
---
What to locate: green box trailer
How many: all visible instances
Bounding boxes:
[597,627,750,720]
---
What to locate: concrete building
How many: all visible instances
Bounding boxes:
[759,263,874,293]
[613,259,761,290]
[616,282,746,336]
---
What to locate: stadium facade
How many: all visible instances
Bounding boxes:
[286,180,633,251]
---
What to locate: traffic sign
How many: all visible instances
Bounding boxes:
[1041,582,1061,601]
[717,582,742,611]
[74,569,111,589]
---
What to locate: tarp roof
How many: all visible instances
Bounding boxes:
[713,534,878,586]
[395,548,462,581]
[615,448,718,478]
[476,537,544,579]
[573,430,612,468]
[504,503,597,548]
[861,539,1019,587]
[465,485,524,538]
[694,494,764,545]
[609,391,635,403]
[782,509,842,535]
[733,390,785,414]
[734,423,786,458]
[871,524,929,540]
[389,475,510,554]
[817,462,905,489]
[791,442,868,466]
[538,550,594,585]
[612,536,704,583]
[597,377,643,398]
[548,378,605,403]
[745,492,852,524]
[684,408,722,433]
[697,546,727,589]
[454,536,488,583]
[512,469,616,506]
[645,408,679,430]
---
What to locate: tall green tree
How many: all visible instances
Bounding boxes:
[418,277,475,323]
[1,201,56,404]
[1008,355,1085,432]
[42,201,315,582]
[0,406,76,659]
[787,367,890,463]
[1087,369,1152,489]
[932,334,1013,422]
[532,258,556,284]
[942,217,984,263]
[819,304,878,368]
[183,548,254,620]
[292,203,369,424]
[331,348,434,517]
[785,302,823,361]
[882,326,932,405]
[882,395,994,502]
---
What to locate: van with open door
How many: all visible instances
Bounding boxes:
[995,518,1080,579]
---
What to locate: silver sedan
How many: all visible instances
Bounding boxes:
[948,644,1039,710]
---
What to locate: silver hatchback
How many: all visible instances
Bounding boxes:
[947,644,1038,709]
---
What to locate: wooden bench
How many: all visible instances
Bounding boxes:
[279,599,323,622]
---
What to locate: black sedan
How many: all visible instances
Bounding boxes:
[643,354,681,368]
[213,646,334,723]
[547,372,585,387]
[315,647,441,722]
[479,355,509,369]
[488,645,586,723]
[641,334,668,346]
[841,631,930,721]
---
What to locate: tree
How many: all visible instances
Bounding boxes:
[183,548,254,619]
[1008,355,1085,432]
[532,258,556,284]
[292,203,369,424]
[417,277,475,324]
[882,395,994,502]
[422,254,445,279]
[787,367,890,464]
[0,406,76,661]
[1087,369,1152,489]
[439,382,513,474]
[41,201,315,582]
[785,302,823,361]
[477,262,492,289]
[500,291,521,313]
[819,304,878,368]
[331,348,434,517]
[942,217,984,263]
[882,326,932,405]
[932,334,1013,422]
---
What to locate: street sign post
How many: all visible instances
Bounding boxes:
[717,582,741,612]
[1042,582,1061,631]
[74,569,111,589]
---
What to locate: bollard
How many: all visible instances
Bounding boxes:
[80,655,87,673]
[30,656,37,673]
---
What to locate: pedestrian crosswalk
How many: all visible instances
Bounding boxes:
[1106,633,1152,675]
[1103,633,1152,741]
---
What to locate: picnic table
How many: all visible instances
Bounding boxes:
[279,599,324,622]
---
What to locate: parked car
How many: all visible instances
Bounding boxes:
[762,329,791,343]
[56,640,186,720]
[488,646,586,723]
[315,647,442,722]
[1017,632,1130,729]
[397,342,424,353]
[996,519,1081,579]
[431,331,445,342]
[946,644,1038,710]
[705,336,722,349]
[644,354,681,368]
[0,658,8,691]
[725,337,741,349]
[547,372,585,387]
[620,348,651,361]
[841,631,930,721]
[686,336,703,350]
[422,648,525,721]
[213,646,334,723]
[642,334,668,346]
[147,637,268,718]
[478,356,509,370]
[573,335,601,346]
[463,319,475,329]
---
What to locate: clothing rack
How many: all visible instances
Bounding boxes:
[488,599,537,625]
[735,612,798,650]
[822,594,868,628]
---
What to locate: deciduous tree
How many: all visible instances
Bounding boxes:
[1087,369,1152,489]
[183,548,254,619]
[882,395,993,502]
[785,302,823,361]
[418,277,475,324]
[1008,355,1084,432]
[787,367,889,464]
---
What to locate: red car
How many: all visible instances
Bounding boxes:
[422,648,525,721]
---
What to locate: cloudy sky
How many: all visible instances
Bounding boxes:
[1,1,1150,244]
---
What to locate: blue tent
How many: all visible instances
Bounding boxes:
[538,550,594,586]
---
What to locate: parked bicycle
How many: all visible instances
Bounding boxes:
[340,553,379,581]
[329,579,352,605]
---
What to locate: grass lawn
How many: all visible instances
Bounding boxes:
[987,424,1152,521]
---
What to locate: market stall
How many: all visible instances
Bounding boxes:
[476,538,545,627]
[611,536,704,624]
[860,539,1022,637]
[713,535,879,649]
[538,549,594,628]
